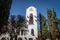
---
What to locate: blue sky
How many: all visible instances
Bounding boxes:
[10,0,60,18]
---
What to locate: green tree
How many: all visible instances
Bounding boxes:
[17,15,25,28]
[39,13,48,40]
[9,15,16,40]
[47,9,52,29]
[0,0,12,33]
[16,15,28,35]
[9,15,16,34]
[10,15,16,27]
[47,8,59,40]
[51,9,59,39]
[57,18,60,39]
[57,18,60,24]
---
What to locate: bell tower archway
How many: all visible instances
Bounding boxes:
[26,6,38,38]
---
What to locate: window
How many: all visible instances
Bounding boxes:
[29,14,33,24]
[31,29,34,36]
[18,38,22,40]
[30,8,33,11]
[29,38,33,40]
[1,37,6,40]
[25,37,27,40]
[21,30,23,35]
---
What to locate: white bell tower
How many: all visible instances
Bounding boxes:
[26,6,38,38]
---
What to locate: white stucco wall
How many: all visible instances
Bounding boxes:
[26,6,38,38]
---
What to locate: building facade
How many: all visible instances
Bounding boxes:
[17,6,38,40]
[0,6,38,40]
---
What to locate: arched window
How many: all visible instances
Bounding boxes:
[25,37,27,40]
[21,30,23,35]
[18,38,22,40]
[1,37,6,40]
[31,29,34,36]
[29,38,33,40]
[29,14,33,24]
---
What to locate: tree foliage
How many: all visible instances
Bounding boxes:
[0,0,12,33]
[39,13,48,39]
[39,8,60,40]
[50,9,59,39]
[17,15,25,27]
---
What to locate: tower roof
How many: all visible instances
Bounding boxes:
[28,6,36,9]
[26,6,36,11]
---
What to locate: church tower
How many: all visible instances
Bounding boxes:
[26,6,38,38]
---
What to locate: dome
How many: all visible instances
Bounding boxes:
[26,6,36,11]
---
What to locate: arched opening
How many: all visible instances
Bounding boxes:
[25,37,27,40]
[7,37,9,40]
[1,37,6,40]
[31,29,34,36]
[18,38,22,40]
[29,38,33,40]
[21,30,23,35]
[29,14,33,24]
